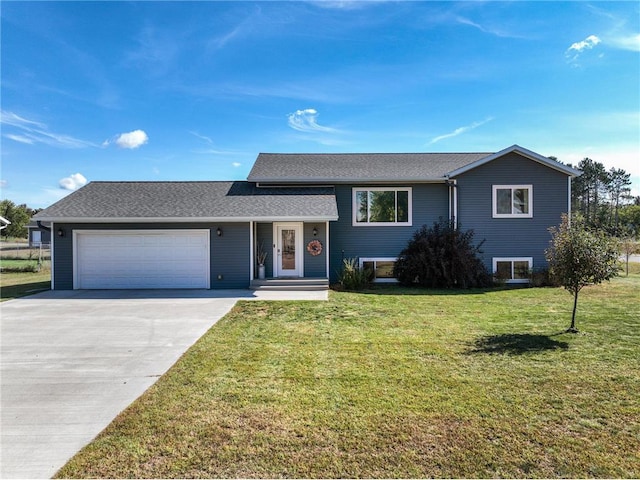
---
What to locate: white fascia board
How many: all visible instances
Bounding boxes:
[34,215,339,223]
[446,144,583,178]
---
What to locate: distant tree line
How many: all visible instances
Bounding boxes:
[0,199,40,239]
[559,157,639,237]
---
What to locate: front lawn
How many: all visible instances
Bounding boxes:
[58,265,640,478]
[0,270,51,301]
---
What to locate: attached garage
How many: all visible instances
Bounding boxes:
[74,230,210,289]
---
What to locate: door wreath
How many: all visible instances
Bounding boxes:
[306,239,323,256]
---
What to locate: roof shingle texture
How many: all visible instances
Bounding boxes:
[34,181,338,220]
[248,153,491,182]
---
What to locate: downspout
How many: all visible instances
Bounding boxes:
[568,176,572,227]
[50,222,55,290]
[446,178,458,228]
[37,220,51,232]
[249,221,255,282]
[325,221,330,280]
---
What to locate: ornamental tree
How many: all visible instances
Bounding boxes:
[545,214,620,333]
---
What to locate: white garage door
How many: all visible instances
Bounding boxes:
[75,230,210,289]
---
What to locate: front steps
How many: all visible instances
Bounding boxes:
[250,278,329,291]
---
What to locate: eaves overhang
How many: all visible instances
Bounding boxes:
[35,215,340,223]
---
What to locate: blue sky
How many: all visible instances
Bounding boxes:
[1,1,639,208]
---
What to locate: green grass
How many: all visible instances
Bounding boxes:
[0,270,51,301]
[58,265,640,478]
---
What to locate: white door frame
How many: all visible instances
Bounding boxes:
[273,222,303,278]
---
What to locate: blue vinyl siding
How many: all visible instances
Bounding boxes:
[52,222,73,290]
[329,183,449,282]
[255,222,274,278]
[210,223,251,288]
[304,222,327,278]
[52,222,250,290]
[455,152,570,273]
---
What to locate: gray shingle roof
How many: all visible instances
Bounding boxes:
[247,152,492,183]
[33,181,338,222]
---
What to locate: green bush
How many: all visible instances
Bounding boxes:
[338,258,373,290]
[528,267,561,287]
[394,219,492,288]
[0,263,40,273]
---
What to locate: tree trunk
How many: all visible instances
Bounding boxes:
[568,290,579,333]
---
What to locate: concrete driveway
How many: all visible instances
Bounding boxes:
[0,288,327,479]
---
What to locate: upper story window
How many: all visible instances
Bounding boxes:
[492,185,533,218]
[352,187,412,226]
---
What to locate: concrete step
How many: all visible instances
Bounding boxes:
[250,278,329,291]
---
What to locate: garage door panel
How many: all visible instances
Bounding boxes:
[75,230,210,289]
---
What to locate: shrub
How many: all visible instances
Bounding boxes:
[528,267,561,287]
[0,263,40,273]
[394,219,492,288]
[338,258,373,290]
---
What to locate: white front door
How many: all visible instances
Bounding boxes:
[274,223,303,277]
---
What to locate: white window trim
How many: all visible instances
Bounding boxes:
[359,257,399,283]
[492,185,533,218]
[352,187,413,226]
[493,257,533,284]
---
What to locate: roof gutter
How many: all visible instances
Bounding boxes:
[32,215,340,223]
[254,178,449,185]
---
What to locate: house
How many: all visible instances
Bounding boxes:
[33,144,581,290]
[27,220,52,246]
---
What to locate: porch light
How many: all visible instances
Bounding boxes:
[216,227,222,237]
[57,228,64,237]
[312,226,318,236]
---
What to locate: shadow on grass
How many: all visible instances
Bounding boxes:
[332,285,497,296]
[468,333,569,355]
[0,281,51,301]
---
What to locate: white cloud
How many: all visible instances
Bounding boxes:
[429,117,494,144]
[608,33,640,52]
[4,134,35,144]
[232,162,241,167]
[0,180,7,188]
[566,35,601,64]
[0,110,97,149]
[0,111,47,129]
[455,16,526,39]
[59,173,87,191]
[569,35,602,53]
[311,0,383,10]
[287,108,338,133]
[107,129,149,149]
[189,131,214,145]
